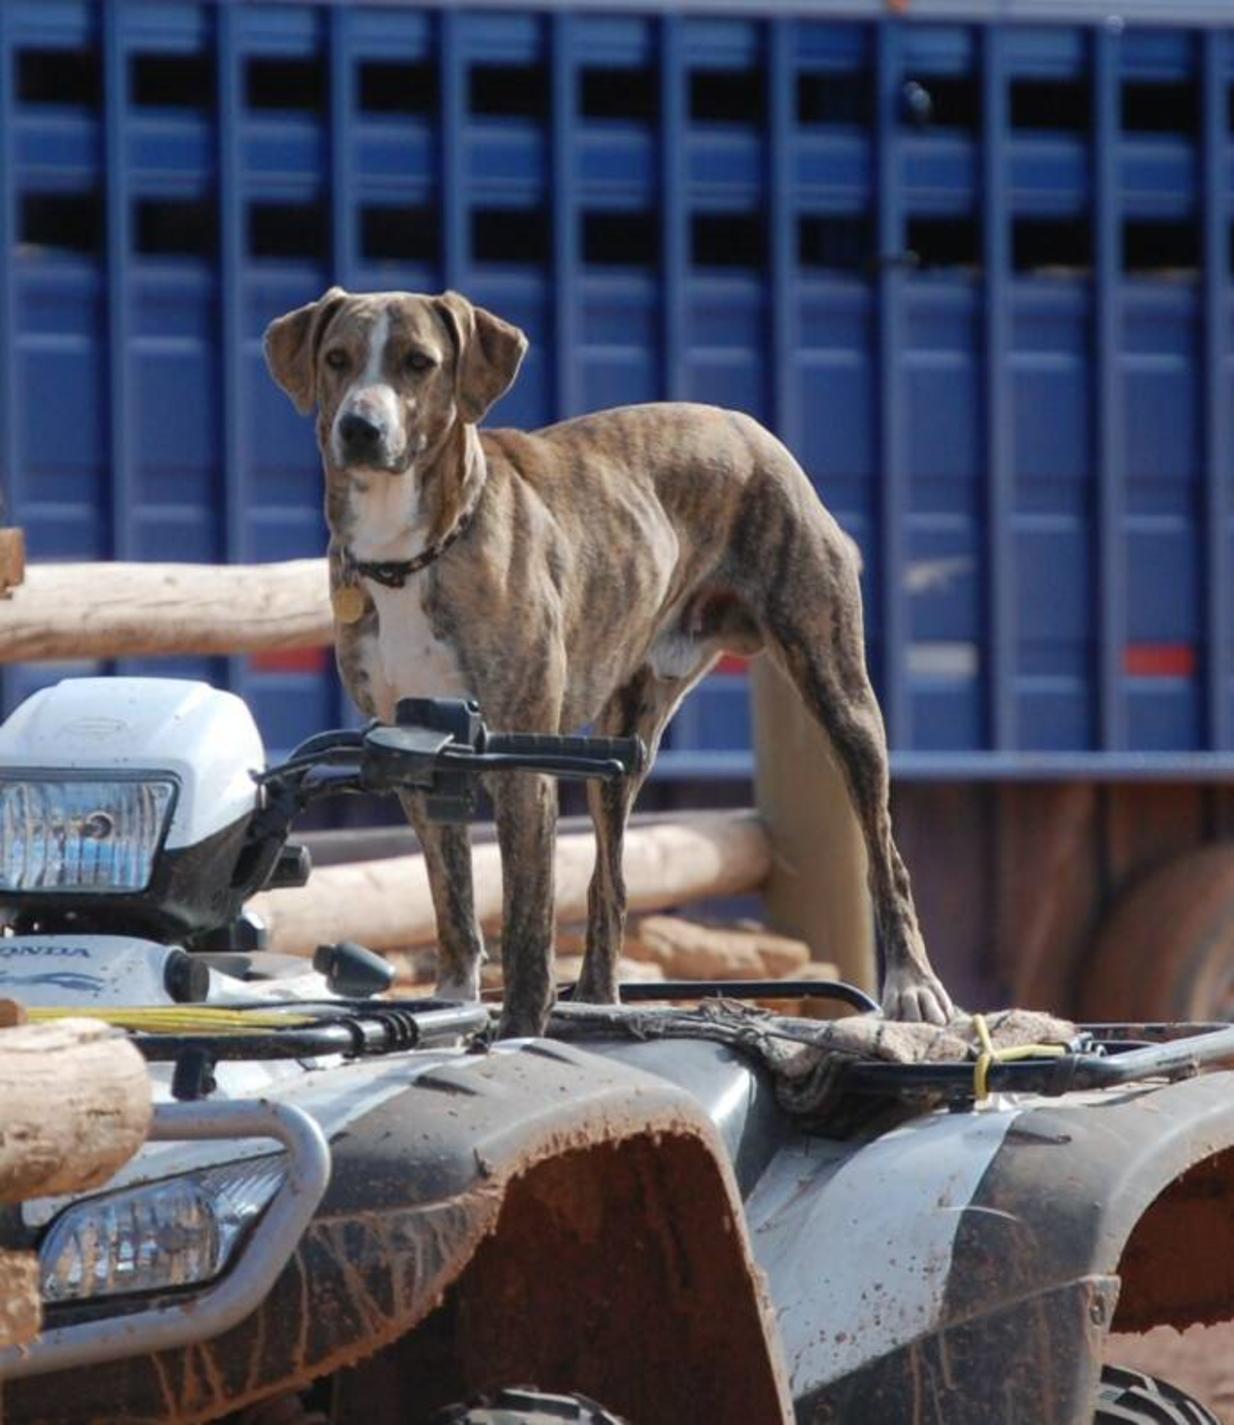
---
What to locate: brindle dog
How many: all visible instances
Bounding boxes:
[264,287,954,1036]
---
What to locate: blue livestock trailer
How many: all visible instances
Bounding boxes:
[7,0,1234,1014]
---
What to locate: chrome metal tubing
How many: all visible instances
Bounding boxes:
[0,1097,331,1380]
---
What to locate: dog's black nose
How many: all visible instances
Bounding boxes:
[338,411,383,458]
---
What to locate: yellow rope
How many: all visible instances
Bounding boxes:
[971,1012,1068,1103]
[26,1005,316,1034]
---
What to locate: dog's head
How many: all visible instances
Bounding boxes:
[263,288,528,475]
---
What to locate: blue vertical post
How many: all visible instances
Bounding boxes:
[217,4,246,700]
[768,19,798,449]
[1093,25,1126,751]
[1203,30,1230,751]
[103,3,133,574]
[551,13,580,420]
[329,6,358,288]
[660,15,686,401]
[982,26,1014,751]
[0,4,18,530]
[326,5,357,728]
[875,20,907,746]
[0,4,14,714]
[440,11,466,293]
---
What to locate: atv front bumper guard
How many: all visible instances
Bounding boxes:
[0,1098,331,1381]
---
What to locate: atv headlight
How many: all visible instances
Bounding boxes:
[0,776,176,893]
[38,1157,284,1303]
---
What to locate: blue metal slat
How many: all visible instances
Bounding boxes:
[551,12,581,419]
[440,9,466,293]
[982,25,1014,750]
[876,19,908,745]
[1093,24,1126,751]
[0,4,18,529]
[329,5,359,288]
[0,3,19,721]
[768,18,798,448]
[103,3,133,572]
[660,15,687,401]
[217,3,247,705]
[324,3,359,732]
[1203,28,1230,750]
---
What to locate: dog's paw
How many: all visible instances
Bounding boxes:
[881,968,955,1026]
[495,1009,549,1040]
[434,972,481,1004]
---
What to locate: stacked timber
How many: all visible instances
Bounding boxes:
[0,559,330,660]
[0,1011,151,1352]
[250,812,773,958]
[0,531,23,598]
[384,918,840,1017]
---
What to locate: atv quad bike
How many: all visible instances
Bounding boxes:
[0,678,1233,1425]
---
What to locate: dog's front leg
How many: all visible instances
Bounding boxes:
[490,772,558,1038]
[399,792,486,1001]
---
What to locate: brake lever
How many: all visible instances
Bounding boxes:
[437,748,630,781]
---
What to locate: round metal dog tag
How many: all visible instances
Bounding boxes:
[332,584,367,625]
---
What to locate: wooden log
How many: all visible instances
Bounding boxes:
[630,916,811,980]
[250,811,772,957]
[0,1020,151,1202]
[0,559,332,662]
[750,655,876,992]
[0,529,25,597]
[0,1250,40,1351]
[0,1020,151,1352]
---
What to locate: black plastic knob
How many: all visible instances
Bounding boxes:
[313,940,395,998]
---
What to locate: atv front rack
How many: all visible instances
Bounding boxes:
[544,994,1234,1111]
[841,1019,1234,1102]
[55,984,1234,1112]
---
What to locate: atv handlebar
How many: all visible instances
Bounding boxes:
[258,697,647,831]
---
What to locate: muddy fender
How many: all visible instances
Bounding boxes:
[6,1041,793,1425]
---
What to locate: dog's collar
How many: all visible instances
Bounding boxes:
[342,499,478,591]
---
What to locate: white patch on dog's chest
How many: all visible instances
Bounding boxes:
[362,580,470,720]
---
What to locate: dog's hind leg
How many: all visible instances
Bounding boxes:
[576,662,712,1003]
[399,792,486,1001]
[759,515,954,1025]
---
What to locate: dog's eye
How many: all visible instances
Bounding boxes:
[405,352,434,373]
[324,349,348,371]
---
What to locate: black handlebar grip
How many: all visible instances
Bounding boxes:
[485,731,647,777]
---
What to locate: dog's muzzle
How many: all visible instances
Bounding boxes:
[333,381,407,471]
[337,411,385,464]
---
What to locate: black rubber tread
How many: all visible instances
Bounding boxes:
[430,1387,627,1425]
[1095,1365,1221,1425]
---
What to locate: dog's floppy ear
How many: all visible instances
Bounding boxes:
[263,286,348,415]
[434,291,528,425]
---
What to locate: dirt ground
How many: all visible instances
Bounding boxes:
[1107,1322,1234,1420]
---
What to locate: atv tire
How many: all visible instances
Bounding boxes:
[1095,1365,1220,1424]
[430,1388,627,1425]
